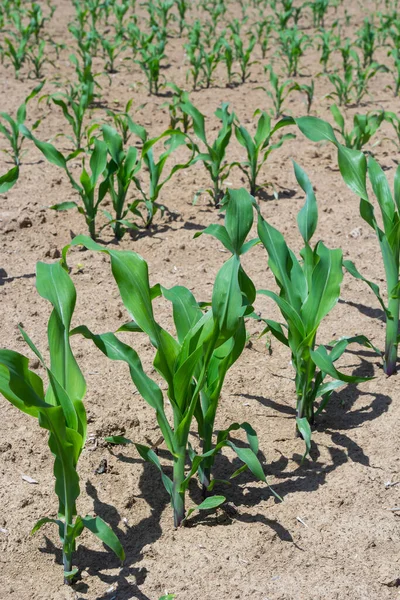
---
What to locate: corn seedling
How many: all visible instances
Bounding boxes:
[0,261,124,582]
[386,49,400,96]
[162,82,191,132]
[136,38,166,95]
[326,67,354,106]
[356,18,378,67]
[106,98,144,145]
[127,123,193,227]
[233,111,295,195]
[232,33,257,84]
[253,163,372,452]
[310,0,329,27]
[352,54,387,106]
[200,40,222,89]
[293,80,315,114]
[258,66,296,119]
[316,29,339,73]
[20,126,108,239]
[4,35,29,78]
[330,104,385,151]
[27,39,53,79]
[101,124,141,239]
[175,0,189,35]
[296,115,400,375]
[255,18,273,59]
[221,38,235,85]
[181,101,234,206]
[0,81,44,167]
[63,212,268,526]
[278,27,310,77]
[100,33,125,73]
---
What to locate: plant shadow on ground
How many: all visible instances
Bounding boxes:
[38,458,169,600]
[0,271,35,286]
[37,355,392,599]
[234,355,391,500]
[338,297,386,322]
[256,186,297,202]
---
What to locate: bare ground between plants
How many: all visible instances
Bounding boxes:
[1,1,400,599]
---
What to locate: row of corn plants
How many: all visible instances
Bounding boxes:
[1,126,398,579]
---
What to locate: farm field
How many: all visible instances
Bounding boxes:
[0,0,400,599]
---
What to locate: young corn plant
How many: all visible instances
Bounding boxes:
[20,126,108,239]
[200,40,222,89]
[4,35,30,79]
[233,110,295,195]
[175,0,189,35]
[162,83,191,132]
[293,80,315,114]
[310,0,329,27]
[49,78,94,151]
[232,33,257,84]
[136,38,166,95]
[0,81,44,167]
[296,115,400,375]
[127,122,194,227]
[0,261,124,583]
[316,29,339,73]
[180,101,235,206]
[326,67,354,106]
[100,33,125,73]
[106,98,144,145]
[255,18,273,59]
[356,18,377,67]
[62,206,269,526]
[254,163,372,452]
[330,104,385,151]
[351,52,387,106]
[278,28,310,77]
[258,66,296,119]
[101,124,141,240]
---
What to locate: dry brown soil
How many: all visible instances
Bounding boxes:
[1,1,400,599]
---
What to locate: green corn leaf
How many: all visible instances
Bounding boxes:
[226,441,266,483]
[0,166,19,193]
[367,155,395,231]
[82,516,125,561]
[257,215,305,311]
[19,125,67,169]
[296,417,311,460]
[184,495,226,521]
[194,224,235,253]
[51,201,78,211]
[224,188,254,254]
[293,161,318,244]
[0,350,46,417]
[135,443,173,496]
[301,243,343,332]
[36,262,86,408]
[296,116,338,144]
[343,260,389,317]
[71,325,174,450]
[31,517,64,537]
[105,435,132,445]
[212,255,242,336]
[160,286,203,344]
[258,289,305,338]
[337,145,368,200]
[311,345,373,383]
[90,138,108,183]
